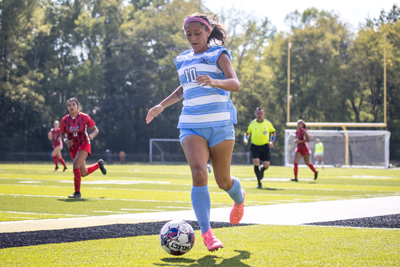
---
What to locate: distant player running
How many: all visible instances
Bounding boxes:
[291,120,318,182]
[314,138,324,169]
[60,98,106,198]
[48,120,67,172]
[146,13,244,252]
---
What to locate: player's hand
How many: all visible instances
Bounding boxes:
[66,140,73,147]
[89,134,94,140]
[294,139,299,144]
[195,75,216,87]
[243,140,248,146]
[269,142,274,148]
[146,105,164,124]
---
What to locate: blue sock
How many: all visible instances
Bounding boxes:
[227,178,244,205]
[191,185,211,234]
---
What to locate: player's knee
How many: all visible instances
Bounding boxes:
[191,168,207,183]
[216,178,231,191]
[73,162,83,170]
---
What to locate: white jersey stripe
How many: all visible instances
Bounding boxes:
[178,64,222,76]
[179,112,231,123]
[182,83,212,91]
[175,50,221,63]
[183,95,229,107]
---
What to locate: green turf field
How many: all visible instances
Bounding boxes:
[1,164,399,266]
[1,164,399,222]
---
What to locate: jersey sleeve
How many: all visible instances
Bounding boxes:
[268,121,276,133]
[246,123,252,134]
[214,47,231,71]
[86,116,95,128]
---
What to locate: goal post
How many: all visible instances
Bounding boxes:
[149,139,185,163]
[149,138,251,165]
[284,130,391,168]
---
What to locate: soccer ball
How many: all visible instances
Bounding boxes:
[159,220,195,256]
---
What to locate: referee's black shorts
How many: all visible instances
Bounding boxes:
[250,143,271,162]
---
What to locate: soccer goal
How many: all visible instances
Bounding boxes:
[149,139,251,165]
[284,130,391,168]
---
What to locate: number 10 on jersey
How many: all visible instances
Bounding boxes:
[184,68,197,83]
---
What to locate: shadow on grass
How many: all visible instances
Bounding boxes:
[257,187,284,191]
[156,250,251,266]
[57,198,91,202]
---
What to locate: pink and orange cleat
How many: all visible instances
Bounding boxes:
[229,189,245,225]
[202,228,223,252]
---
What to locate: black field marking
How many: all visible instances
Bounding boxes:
[305,214,400,229]
[0,221,254,249]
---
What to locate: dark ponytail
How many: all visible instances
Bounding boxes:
[184,13,227,45]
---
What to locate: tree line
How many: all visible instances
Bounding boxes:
[1,0,399,162]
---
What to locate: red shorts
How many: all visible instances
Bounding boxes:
[69,144,91,159]
[53,141,63,149]
[295,147,311,156]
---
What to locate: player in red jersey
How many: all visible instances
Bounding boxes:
[60,98,107,198]
[48,120,67,172]
[291,119,318,182]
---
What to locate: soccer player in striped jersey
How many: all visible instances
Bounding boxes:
[60,98,106,199]
[291,120,318,182]
[146,13,245,252]
[48,120,67,172]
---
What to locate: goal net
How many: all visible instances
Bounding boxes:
[284,130,391,168]
[149,139,251,165]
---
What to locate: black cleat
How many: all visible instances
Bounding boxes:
[291,178,298,182]
[98,159,107,175]
[68,192,81,198]
[314,171,318,180]
[257,183,262,189]
[63,166,67,172]
[54,166,59,171]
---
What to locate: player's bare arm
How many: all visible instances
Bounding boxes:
[195,53,240,92]
[303,131,311,143]
[146,86,183,124]
[88,126,99,140]
[48,131,53,140]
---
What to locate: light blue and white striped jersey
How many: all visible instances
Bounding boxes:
[174,46,237,129]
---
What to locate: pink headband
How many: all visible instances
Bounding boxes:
[184,17,210,29]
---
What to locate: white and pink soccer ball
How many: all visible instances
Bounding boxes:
[159,220,195,256]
